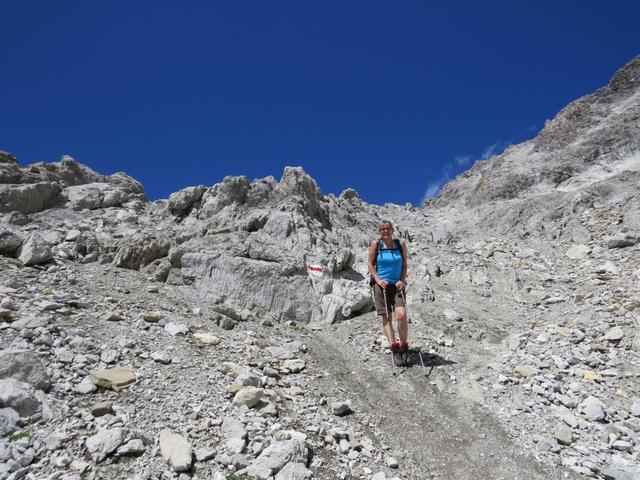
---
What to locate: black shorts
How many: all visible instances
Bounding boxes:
[372,284,406,315]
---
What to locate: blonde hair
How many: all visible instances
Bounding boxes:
[377,220,394,232]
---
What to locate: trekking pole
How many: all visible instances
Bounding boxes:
[382,287,396,374]
[401,291,426,372]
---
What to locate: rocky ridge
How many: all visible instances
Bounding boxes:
[0,55,639,480]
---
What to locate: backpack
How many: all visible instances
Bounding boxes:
[369,238,403,287]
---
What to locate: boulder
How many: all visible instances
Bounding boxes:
[0,182,61,214]
[246,438,308,479]
[89,367,136,391]
[0,229,23,255]
[0,378,49,417]
[85,428,126,462]
[112,233,170,270]
[64,183,131,210]
[0,350,50,391]
[16,232,53,266]
[159,430,192,472]
[168,185,206,215]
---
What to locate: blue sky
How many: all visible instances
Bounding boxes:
[2,1,639,206]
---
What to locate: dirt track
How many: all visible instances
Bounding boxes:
[307,305,575,480]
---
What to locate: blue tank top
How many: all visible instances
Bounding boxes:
[376,241,403,284]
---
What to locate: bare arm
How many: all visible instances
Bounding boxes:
[368,240,387,287]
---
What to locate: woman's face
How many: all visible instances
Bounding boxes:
[379,225,393,239]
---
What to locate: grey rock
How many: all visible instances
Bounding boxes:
[64,183,132,210]
[580,396,607,422]
[0,182,61,214]
[0,350,50,391]
[0,408,19,436]
[275,462,313,480]
[554,424,573,445]
[246,438,308,479]
[159,430,192,472]
[232,387,263,408]
[331,400,352,416]
[85,427,126,462]
[164,322,189,336]
[168,186,206,215]
[604,326,625,341]
[0,378,46,417]
[116,439,146,457]
[112,233,170,270]
[16,233,52,266]
[0,229,23,256]
[151,351,172,364]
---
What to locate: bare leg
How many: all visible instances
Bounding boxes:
[395,306,408,343]
[382,313,397,346]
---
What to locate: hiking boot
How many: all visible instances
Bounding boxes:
[391,342,404,367]
[400,341,409,364]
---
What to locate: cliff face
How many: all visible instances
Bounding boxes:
[427,55,640,244]
[0,56,639,480]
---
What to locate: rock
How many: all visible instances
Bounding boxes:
[232,387,263,408]
[16,233,52,266]
[151,351,172,364]
[331,400,352,416]
[90,402,114,417]
[246,438,308,479]
[165,322,189,336]
[101,311,124,322]
[443,309,463,322]
[565,244,590,259]
[112,233,170,270]
[0,408,19,435]
[604,327,625,341]
[513,365,538,378]
[10,316,48,329]
[159,430,193,472]
[195,447,216,462]
[75,376,98,394]
[554,424,573,445]
[168,186,206,215]
[89,367,136,391]
[457,381,485,404]
[85,428,126,462]
[0,378,48,417]
[0,182,61,214]
[583,370,602,382]
[193,332,220,345]
[141,311,163,322]
[580,396,607,422]
[222,417,247,454]
[116,439,146,457]
[274,462,313,480]
[219,317,237,330]
[0,350,50,391]
[283,359,306,373]
[64,183,132,210]
[604,232,640,249]
[0,229,23,255]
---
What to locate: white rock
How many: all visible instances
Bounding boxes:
[164,322,189,336]
[151,351,172,364]
[159,430,192,472]
[565,244,590,260]
[246,438,308,479]
[232,387,263,408]
[85,428,126,462]
[17,233,52,266]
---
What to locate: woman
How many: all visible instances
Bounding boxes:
[368,220,409,366]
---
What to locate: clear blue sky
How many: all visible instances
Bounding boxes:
[2,1,639,205]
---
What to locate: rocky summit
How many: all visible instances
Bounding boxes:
[1,55,639,480]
